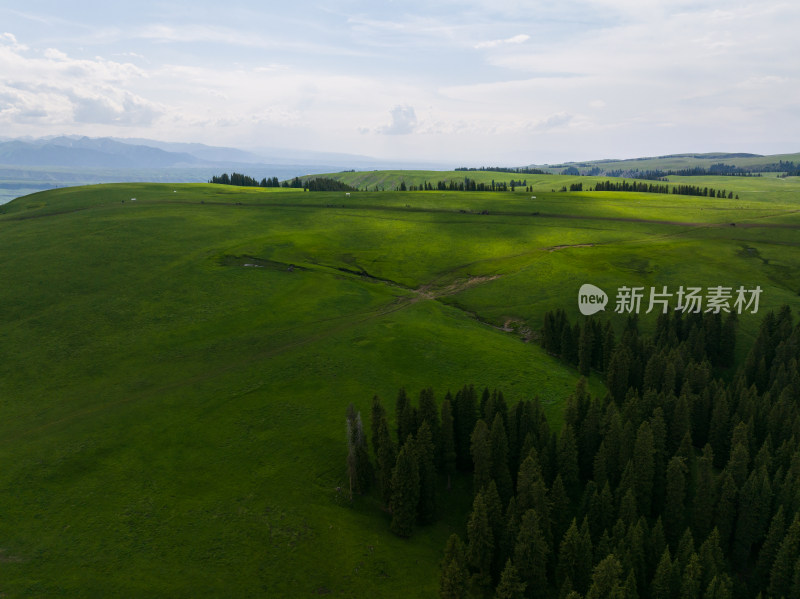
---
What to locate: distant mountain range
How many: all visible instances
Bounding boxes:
[0,137,206,168]
[0,136,445,170]
[0,135,451,204]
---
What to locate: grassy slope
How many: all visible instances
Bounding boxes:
[541,151,800,170]
[0,184,589,598]
[1,180,799,596]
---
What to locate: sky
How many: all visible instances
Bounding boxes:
[1,0,799,165]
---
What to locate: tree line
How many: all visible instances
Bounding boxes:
[456,167,549,175]
[209,172,281,187]
[348,305,800,598]
[397,178,525,192]
[208,173,356,192]
[563,162,798,179]
[592,180,736,198]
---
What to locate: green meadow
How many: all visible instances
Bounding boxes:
[1,178,799,596]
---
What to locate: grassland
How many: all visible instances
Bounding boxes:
[1,178,799,597]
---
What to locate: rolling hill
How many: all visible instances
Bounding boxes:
[1,174,799,596]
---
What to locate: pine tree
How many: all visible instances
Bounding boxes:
[513,509,549,594]
[649,518,667,580]
[516,453,546,516]
[607,347,631,402]
[550,474,572,544]
[370,395,387,458]
[699,528,725,593]
[579,322,594,376]
[693,445,716,541]
[558,519,592,594]
[585,554,624,599]
[440,534,469,599]
[704,573,733,599]
[396,388,414,445]
[732,466,770,567]
[472,419,492,492]
[680,553,703,599]
[714,471,737,550]
[374,413,396,506]
[632,421,655,517]
[768,515,800,599]
[418,387,441,457]
[454,385,478,471]
[558,424,580,500]
[415,421,438,524]
[664,456,687,548]
[495,559,526,599]
[468,491,495,587]
[708,393,730,469]
[756,506,785,589]
[674,528,695,574]
[670,392,691,456]
[490,414,514,505]
[650,547,674,599]
[440,397,457,488]
[390,436,420,537]
[483,480,506,582]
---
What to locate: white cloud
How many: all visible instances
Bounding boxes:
[474,34,530,49]
[377,105,418,135]
[1,32,26,50]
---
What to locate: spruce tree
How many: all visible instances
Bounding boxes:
[704,573,733,599]
[495,559,526,599]
[680,553,703,599]
[693,445,716,541]
[664,456,687,548]
[418,387,441,456]
[415,421,437,524]
[632,421,655,517]
[389,436,420,537]
[396,388,413,446]
[455,385,478,471]
[579,322,594,377]
[585,554,624,599]
[714,471,737,551]
[370,395,387,458]
[768,515,800,599]
[468,491,495,588]
[471,419,492,492]
[557,424,580,500]
[513,509,549,594]
[607,347,631,402]
[490,414,514,505]
[374,414,396,506]
[440,397,457,488]
[558,519,592,594]
[756,506,785,589]
[650,547,674,599]
[440,534,469,599]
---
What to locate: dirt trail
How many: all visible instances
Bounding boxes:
[414,274,501,300]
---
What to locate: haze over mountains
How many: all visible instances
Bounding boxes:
[0,136,449,204]
[1,135,797,206]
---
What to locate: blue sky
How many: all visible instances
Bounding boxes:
[1,0,798,164]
